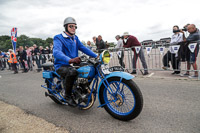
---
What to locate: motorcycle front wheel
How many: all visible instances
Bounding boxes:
[99,77,143,121]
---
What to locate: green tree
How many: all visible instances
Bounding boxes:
[17,35,30,47]
[45,37,53,47]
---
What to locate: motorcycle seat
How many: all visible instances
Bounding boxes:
[41,62,54,70]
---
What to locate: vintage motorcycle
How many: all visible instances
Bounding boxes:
[41,50,143,121]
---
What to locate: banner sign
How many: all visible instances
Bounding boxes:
[11,27,17,53]
[171,45,180,54]
[146,47,152,55]
[117,51,122,58]
[188,43,197,53]
[135,46,141,54]
[159,47,165,55]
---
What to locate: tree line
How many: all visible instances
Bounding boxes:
[0,34,115,52]
[0,35,53,52]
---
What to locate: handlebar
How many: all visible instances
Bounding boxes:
[72,55,100,67]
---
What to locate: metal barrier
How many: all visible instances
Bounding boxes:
[106,43,200,80]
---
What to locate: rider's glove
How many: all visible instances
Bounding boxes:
[69,57,81,64]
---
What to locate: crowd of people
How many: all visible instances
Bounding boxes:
[0,44,53,73]
[90,24,199,78]
[162,24,199,79]
[0,23,199,79]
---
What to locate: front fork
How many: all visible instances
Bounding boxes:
[96,65,124,108]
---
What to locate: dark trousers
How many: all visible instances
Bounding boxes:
[35,56,42,69]
[3,59,6,68]
[7,59,11,69]
[41,55,46,64]
[0,59,3,69]
[132,49,148,73]
[20,60,28,71]
[117,51,125,68]
[56,66,78,96]
[11,63,18,72]
[163,51,180,73]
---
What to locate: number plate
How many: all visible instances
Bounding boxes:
[101,64,111,74]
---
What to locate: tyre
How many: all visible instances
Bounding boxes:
[46,77,63,105]
[99,77,143,121]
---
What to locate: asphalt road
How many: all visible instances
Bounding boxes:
[0,70,200,133]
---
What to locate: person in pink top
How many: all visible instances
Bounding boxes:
[25,45,33,71]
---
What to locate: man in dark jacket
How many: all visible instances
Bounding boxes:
[33,44,42,72]
[122,32,149,75]
[18,46,28,72]
[96,35,106,54]
[53,17,97,106]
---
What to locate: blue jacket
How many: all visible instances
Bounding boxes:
[0,52,7,57]
[53,32,97,70]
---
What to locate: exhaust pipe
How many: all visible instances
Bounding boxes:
[45,92,53,97]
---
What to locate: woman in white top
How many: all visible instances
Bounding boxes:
[162,25,183,74]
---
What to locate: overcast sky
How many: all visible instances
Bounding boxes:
[0,0,199,43]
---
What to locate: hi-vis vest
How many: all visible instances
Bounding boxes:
[8,53,17,63]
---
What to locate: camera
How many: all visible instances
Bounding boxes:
[182,28,187,31]
[173,28,187,33]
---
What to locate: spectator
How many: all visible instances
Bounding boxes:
[179,24,190,61]
[8,49,18,74]
[0,51,7,70]
[181,24,200,78]
[50,43,53,54]
[25,45,33,71]
[86,41,92,50]
[122,32,149,75]
[30,46,35,67]
[92,36,97,45]
[33,44,42,72]
[105,41,109,49]
[45,46,50,54]
[6,51,10,70]
[96,35,106,54]
[39,46,46,64]
[115,35,125,68]
[18,46,28,72]
[162,25,183,74]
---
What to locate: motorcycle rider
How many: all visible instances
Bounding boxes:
[53,17,97,107]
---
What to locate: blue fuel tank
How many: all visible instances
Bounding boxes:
[77,65,95,79]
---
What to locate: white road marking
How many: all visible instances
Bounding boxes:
[0,75,2,78]
[147,73,154,78]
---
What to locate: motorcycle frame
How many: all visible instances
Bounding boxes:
[42,63,134,108]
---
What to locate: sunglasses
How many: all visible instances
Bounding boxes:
[69,25,77,29]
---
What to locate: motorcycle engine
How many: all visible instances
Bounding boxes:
[77,78,88,84]
[72,78,95,110]
[73,78,89,102]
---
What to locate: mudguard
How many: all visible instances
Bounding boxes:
[97,72,134,106]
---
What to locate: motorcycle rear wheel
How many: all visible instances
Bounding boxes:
[46,77,63,105]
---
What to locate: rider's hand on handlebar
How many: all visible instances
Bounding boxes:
[96,55,99,59]
[69,57,81,64]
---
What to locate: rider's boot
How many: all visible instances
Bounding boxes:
[64,77,77,107]
[65,95,77,107]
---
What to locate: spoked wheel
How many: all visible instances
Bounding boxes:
[99,77,143,121]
